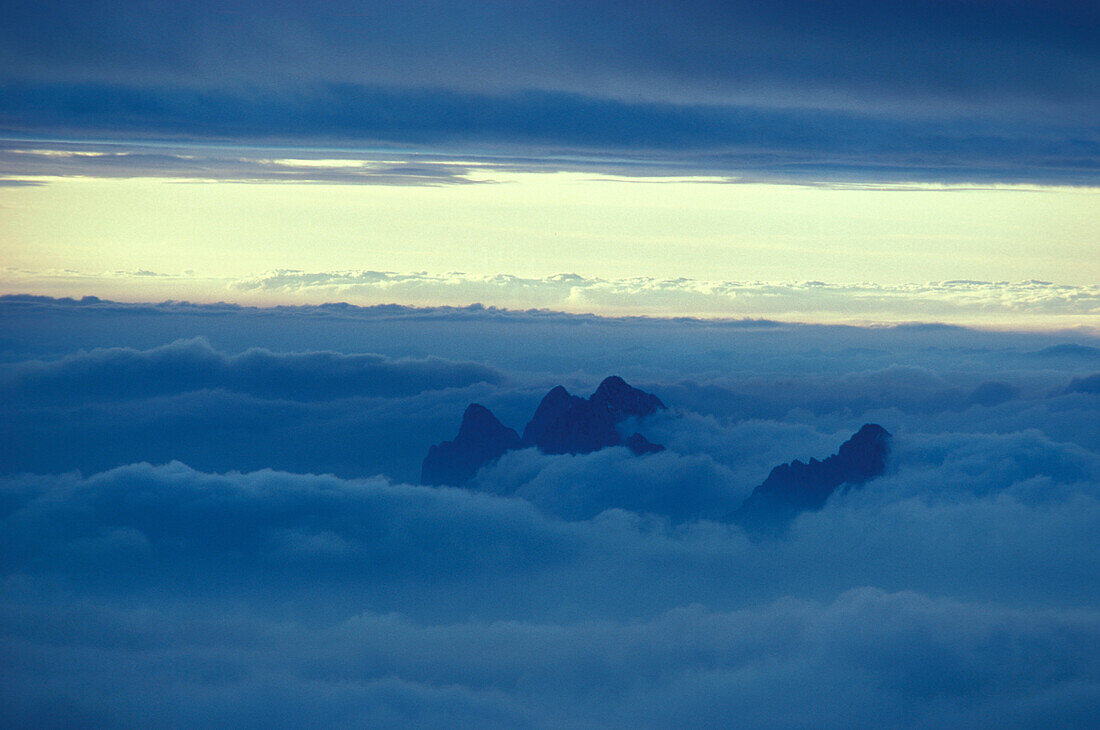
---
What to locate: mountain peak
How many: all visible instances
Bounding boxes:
[624,432,665,455]
[421,404,521,486]
[852,423,890,440]
[590,375,666,421]
[734,423,891,535]
[533,376,665,455]
[594,375,629,393]
[834,423,891,480]
[459,403,507,434]
[423,377,667,484]
[522,385,585,445]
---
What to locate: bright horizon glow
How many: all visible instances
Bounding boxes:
[2,169,1097,289]
[2,269,1098,333]
[2,143,1098,329]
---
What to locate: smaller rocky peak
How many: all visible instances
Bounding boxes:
[421,404,522,486]
[733,423,892,536]
[545,385,572,400]
[589,375,666,420]
[851,422,891,441]
[423,377,668,484]
[624,432,665,456]
[834,423,891,479]
[522,385,586,445]
[458,403,516,442]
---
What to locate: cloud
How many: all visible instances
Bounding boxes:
[3,419,1097,604]
[229,271,1100,324]
[1,86,1096,185]
[0,337,514,481]
[0,310,1091,487]
[1,293,1099,725]
[3,2,1096,184]
[1,447,1099,726]
[1,336,504,404]
[3,2,1096,114]
[5,271,1100,330]
[1066,373,1100,395]
[1033,343,1100,360]
[0,143,490,186]
[2,294,1099,483]
[475,445,745,522]
[4,585,1099,729]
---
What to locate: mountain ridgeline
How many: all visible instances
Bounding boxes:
[421,376,666,486]
[733,423,892,535]
[422,376,891,531]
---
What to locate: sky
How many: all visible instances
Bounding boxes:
[1,0,1098,324]
[2,3,1100,728]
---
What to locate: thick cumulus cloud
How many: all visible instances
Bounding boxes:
[4,427,1099,610]
[475,445,744,522]
[3,296,1100,481]
[1,297,1099,726]
[0,335,514,481]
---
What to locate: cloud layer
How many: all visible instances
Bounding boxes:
[233,271,1100,322]
[5,271,1100,328]
[2,2,1096,184]
[3,446,1099,727]
[1,297,1098,726]
[1,88,1095,185]
[2,336,503,404]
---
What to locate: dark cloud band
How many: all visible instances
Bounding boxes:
[2,84,1097,185]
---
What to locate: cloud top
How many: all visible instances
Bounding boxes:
[229,271,1100,325]
[1,294,1099,726]
[2,336,504,404]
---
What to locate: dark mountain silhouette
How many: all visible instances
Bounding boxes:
[623,432,665,455]
[1064,373,1100,395]
[529,376,665,455]
[421,376,666,485]
[420,404,522,486]
[590,375,666,422]
[734,424,891,535]
[522,385,586,445]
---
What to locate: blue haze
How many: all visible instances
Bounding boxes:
[1,297,1099,726]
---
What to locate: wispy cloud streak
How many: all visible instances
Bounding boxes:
[4,269,1098,327]
[231,270,1100,323]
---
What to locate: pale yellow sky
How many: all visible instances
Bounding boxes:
[2,171,1097,283]
[1,168,1098,329]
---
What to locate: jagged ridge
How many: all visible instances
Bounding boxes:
[420,404,522,487]
[734,423,891,534]
[421,376,666,486]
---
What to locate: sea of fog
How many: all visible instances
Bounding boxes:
[1,295,1098,728]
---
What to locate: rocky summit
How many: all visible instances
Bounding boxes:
[421,376,667,485]
[734,423,891,535]
[420,404,522,486]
